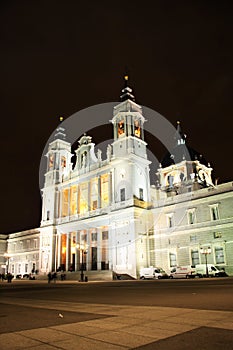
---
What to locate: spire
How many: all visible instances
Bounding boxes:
[120,75,135,102]
[54,116,66,140]
[174,121,186,145]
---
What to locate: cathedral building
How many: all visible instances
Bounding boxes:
[1,78,233,279]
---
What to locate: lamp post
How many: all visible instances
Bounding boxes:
[4,253,11,274]
[200,247,211,277]
[76,243,88,282]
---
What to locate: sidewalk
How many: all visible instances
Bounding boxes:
[1,297,233,349]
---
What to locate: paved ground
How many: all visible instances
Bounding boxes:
[1,280,233,349]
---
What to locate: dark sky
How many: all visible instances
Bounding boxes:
[1,0,233,234]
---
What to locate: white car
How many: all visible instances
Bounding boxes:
[170,266,196,279]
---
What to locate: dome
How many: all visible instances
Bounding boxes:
[160,121,209,168]
[161,144,209,168]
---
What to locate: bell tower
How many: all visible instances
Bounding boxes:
[112,75,146,159]
[41,117,72,225]
[111,76,151,203]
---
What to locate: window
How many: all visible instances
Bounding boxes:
[102,231,108,240]
[61,156,66,168]
[18,264,21,273]
[139,188,143,201]
[92,233,97,241]
[70,185,78,215]
[62,188,69,217]
[47,211,50,220]
[209,205,219,221]
[72,234,76,244]
[120,188,125,201]
[213,232,222,239]
[79,182,88,214]
[101,247,109,270]
[101,174,109,208]
[167,214,174,228]
[190,235,198,243]
[91,247,97,270]
[91,178,98,210]
[34,239,38,249]
[118,119,125,136]
[215,247,225,264]
[81,234,87,242]
[25,264,28,273]
[49,153,54,169]
[187,209,196,224]
[32,263,36,273]
[191,249,200,266]
[134,120,141,138]
[169,253,177,267]
[12,265,14,274]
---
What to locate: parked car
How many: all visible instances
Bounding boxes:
[170,266,197,279]
[195,264,225,277]
[140,266,169,279]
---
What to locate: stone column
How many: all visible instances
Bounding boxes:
[57,233,62,270]
[75,231,80,271]
[86,229,91,271]
[66,233,71,271]
[108,172,112,206]
[97,227,102,271]
[98,176,101,209]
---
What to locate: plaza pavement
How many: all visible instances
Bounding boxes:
[1,281,233,349]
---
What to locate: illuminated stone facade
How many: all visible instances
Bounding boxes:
[2,82,233,278]
[38,92,152,279]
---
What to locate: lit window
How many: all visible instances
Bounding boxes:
[79,182,88,214]
[49,153,54,169]
[118,119,125,136]
[62,188,69,217]
[213,232,222,239]
[61,156,66,168]
[101,174,109,207]
[70,185,78,215]
[91,178,98,210]
[134,120,141,138]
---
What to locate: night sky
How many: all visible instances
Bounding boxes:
[1,0,233,234]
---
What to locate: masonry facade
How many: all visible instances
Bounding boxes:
[1,81,233,278]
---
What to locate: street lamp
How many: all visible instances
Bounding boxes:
[4,253,11,274]
[200,247,211,277]
[76,243,88,282]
